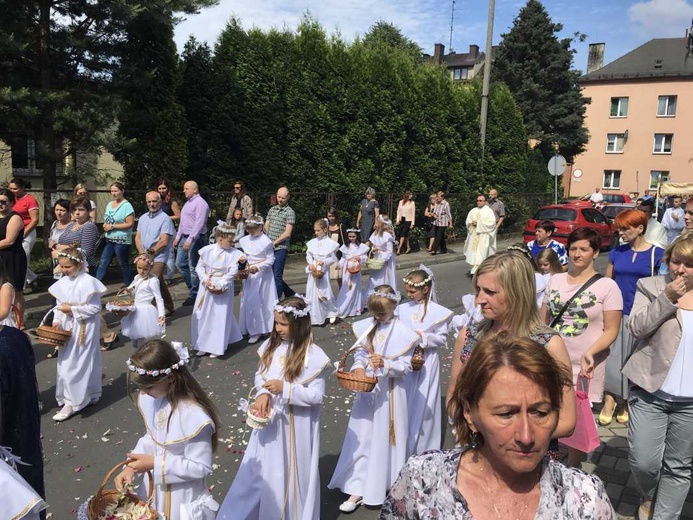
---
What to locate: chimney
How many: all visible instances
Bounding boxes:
[587,43,605,74]
[469,44,479,57]
[433,43,445,65]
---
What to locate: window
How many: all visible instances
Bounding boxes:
[653,134,673,154]
[452,67,468,80]
[649,171,670,189]
[610,97,628,117]
[657,95,677,117]
[603,170,621,189]
[583,209,607,225]
[606,133,626,153]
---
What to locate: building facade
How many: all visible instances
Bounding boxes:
[568,37,693,198]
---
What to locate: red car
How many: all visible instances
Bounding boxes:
[522,204,619,250]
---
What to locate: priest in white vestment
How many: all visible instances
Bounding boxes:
[464,195,497,275]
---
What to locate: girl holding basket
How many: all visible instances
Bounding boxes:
[328,285,419,512]
[219,295,330,520]
[305,219,339,326]
[336,228,369,318]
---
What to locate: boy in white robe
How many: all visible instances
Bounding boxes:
[192,223,243,358]
[49,248,107,422]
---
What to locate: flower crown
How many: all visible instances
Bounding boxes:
[507,245,532,261]
[378,214,393,228]
[215,220,237,235]
[133,253,153,266]
[372,290,401,302]
[346,228,360,234]
[126,356,188,377]
[403,273,432,287]
[57,251,83,264]
[245,214,264,227]
[274,294,312,318]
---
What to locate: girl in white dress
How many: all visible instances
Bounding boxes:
[120,254,165,349]
[219,295,330,520]
[363,215,396,303]
[115,339,220,520]
[305,219,339,326]
[49,247,107,421]
[328,285,419,512]
[192,223,243,358]
[399,266,453,455]
[0,452,47,520]
[336,228,370,318]
[238,215,277,344]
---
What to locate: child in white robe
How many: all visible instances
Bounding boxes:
[328,285,419,511]
[49,247,107,422]
[120,254,165,349]
[363,216,396,303]
[238,215,277,344]
[336,228,370,318]
[192,223,243,358]
[0,452,47,520]
[399,266,453,455]
[305,219,339,326]
[115,339,220,520]
[219,295,330,520]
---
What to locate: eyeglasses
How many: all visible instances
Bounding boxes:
[477,199,485,202]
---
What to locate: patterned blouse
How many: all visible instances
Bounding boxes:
[380,449,616,519]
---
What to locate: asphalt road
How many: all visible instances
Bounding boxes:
[33,248,610,519]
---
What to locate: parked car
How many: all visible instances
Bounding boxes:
[601,202,636,224]
[563,193,632,210]
[522,203,619,250]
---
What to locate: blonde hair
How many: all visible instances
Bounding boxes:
[366,285,398,348]
[473,252,551,339]
[374,215,393,237]
[536,248,563,275]
[313,219,328,231]
[664,234,693,265]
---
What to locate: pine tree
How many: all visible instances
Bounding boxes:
[492,0,588,162]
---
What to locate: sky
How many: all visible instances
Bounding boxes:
[173,0,693,73]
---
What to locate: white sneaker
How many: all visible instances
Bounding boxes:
[329,316,337,324]
[339,499,363,513]
[247,335,261,344]
[195,351,208,357]
[209,354,218,359]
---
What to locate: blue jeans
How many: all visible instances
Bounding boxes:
[629,388,693,518]
[176,235,206,298]
[273,248,294,300]
[96,241,133,286]
[165,248,176,280]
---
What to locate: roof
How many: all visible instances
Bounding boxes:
[441,51,485,67]
[581,38,693,83]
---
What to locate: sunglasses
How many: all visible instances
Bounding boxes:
[234,186,242,189]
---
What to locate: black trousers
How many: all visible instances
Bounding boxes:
[432,225,447,253]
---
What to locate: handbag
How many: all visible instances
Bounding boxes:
[549,274,602,329]
[558,376,601,453]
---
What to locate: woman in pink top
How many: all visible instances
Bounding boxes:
[542,227,622,468]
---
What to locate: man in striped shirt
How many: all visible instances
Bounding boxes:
[265,187,296,299]
[430,191,453,255]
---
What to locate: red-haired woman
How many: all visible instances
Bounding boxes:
[602,209,664,426]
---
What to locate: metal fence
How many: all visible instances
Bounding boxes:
[31,189,555,251]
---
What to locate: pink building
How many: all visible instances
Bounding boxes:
[569,37,693,198]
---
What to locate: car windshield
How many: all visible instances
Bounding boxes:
[533,208,577,221]
[602,206,629,219]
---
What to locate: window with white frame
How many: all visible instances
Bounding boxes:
[657,95,677,117]
[610,97,628,117]
[606,133,626,153]
[649,171,670,190]
[653,134,673,154]
[603,170,621,189]
[452,68,468,80]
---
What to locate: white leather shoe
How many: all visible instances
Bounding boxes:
[209,354,218,359]
[339,499,363,513]
[329,316,337,324]
[247,335,261,344]
[52,406,75,422]
[195,351,208,357]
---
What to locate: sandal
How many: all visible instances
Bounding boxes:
[46,348,59,359]
[101,334,118,351]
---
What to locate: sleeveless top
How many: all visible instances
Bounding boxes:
[461,321,557,363]
[161,198,174,217]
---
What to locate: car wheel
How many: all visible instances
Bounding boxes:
[610,233,620,250]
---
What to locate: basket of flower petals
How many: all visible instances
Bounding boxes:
[36,307,71,347]
[366,249,385,271]
[207,279,227,295]
[245,387,273,430]
[311,263,325,279]
[81,460,158,520]
[346,257,362,274]
[335,346,378,392]
[106,289,135,317]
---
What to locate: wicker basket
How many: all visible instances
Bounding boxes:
[366,249,385,271]
[335,345,378,392]
[207,281,226,295]
[86,461,158,520]
[411,345,425,371]
[106,289,135,317]
[346,257,362,274]
[310,263,325,279]
[245,387,272,429]
[235,269,249,280]
[36,307,71,347]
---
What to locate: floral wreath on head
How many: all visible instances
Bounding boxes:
[215,220,237,235]
[377,214,393,228]
[274,294,312,318]
[372,290,401,303]
[57,251,83,264]
[133,253,154,266]
[126,342,190,376]
[245,214,264,227]
[346,227,360,234]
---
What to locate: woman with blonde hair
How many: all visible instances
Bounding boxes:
[447,252,577,454]
[72,184,97,221]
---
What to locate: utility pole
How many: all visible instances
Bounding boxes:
[479,0,496,185]
[449,1,456,51]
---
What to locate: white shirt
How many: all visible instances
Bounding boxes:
[659,310,693,398]
[589,192,603,204]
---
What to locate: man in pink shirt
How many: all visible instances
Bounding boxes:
[173,181,209,305]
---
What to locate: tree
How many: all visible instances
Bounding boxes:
[362,21,422,59]
[0,0,218,231]
[492,0,588,162]
[111,5,188,190]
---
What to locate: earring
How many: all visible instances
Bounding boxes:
[470,431,479,449]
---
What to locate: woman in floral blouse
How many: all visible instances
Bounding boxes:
[381,335,616,519]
